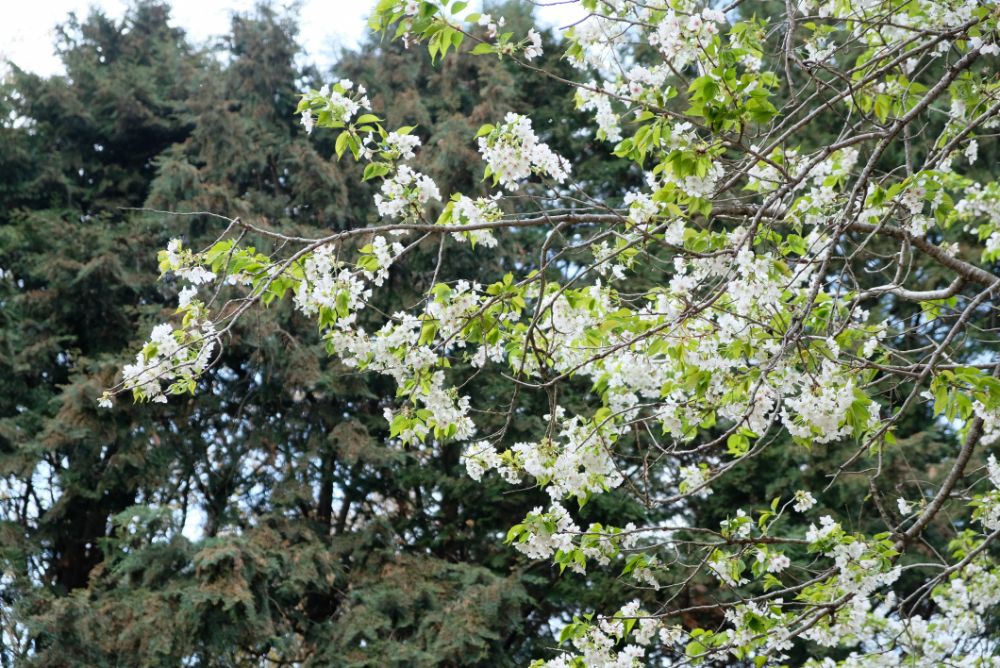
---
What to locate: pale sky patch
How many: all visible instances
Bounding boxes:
[0,0,585,76]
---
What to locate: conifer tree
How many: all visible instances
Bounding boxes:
[1,3,652,665]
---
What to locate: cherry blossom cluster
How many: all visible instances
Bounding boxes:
[374,164,441,221]
[118,304,217,404]
[298,80,369,135]
[477,112,570,190]
[439,194,502,248]
[108,0,1000,665]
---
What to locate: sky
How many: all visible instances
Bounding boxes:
[0,0,378,75]
[0,0,584,76]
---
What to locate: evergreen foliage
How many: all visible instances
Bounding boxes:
[0,2,644,664]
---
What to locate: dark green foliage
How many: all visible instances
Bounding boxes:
[0,2,651,665]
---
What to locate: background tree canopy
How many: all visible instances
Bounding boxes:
[0,2,643,664]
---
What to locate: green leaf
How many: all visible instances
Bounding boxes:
[726,433,750,457]
[686,640,708,659]
[363,162,392,181]
[335,131,350,159]
[874,94,891,122]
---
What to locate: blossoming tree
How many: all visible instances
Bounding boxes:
[105,0,1000,664]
